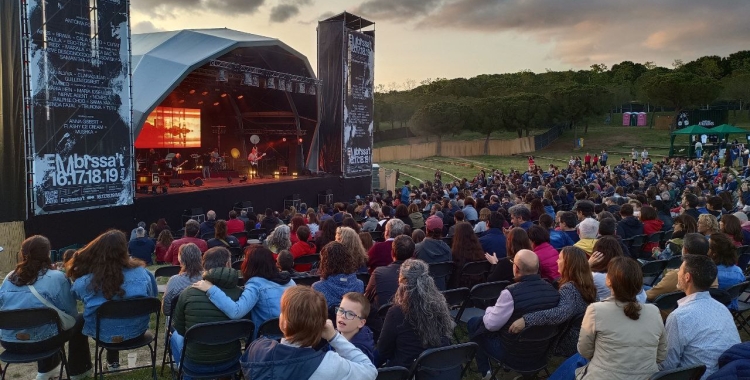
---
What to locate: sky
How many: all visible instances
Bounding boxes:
[130,0,750,87]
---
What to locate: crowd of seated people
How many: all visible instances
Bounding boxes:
[9,150,750,379]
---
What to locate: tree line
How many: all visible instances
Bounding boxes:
[375,51,750,153]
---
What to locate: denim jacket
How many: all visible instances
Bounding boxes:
[206,276,295,338]
[0,269,77,342]
[71,267,157,343]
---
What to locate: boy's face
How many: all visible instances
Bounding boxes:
[336,298,366,335]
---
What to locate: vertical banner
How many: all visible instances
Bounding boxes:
[24,0,133,215]
[343,30,374,177]
[317,20,345,174]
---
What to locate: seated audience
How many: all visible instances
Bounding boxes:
[527,225,560,281]
[640,206,664,256]
[708,233,745,309]
[508,246,596,357]
[266,225,291,254]
[540,214,574,250]
[276,250,303,278]
[193,246,294,339]
[207,220,240,249]
[450,222,487,289]
[313,242,364,307]
[478,212,507,259]
[366,236,413,310]
[507,204,534,230]
[199,210,217,238]
[368,219,405,273]
[289,215,306,245]
[647,233,717,301]
[661,255,740,379]
[408,203,425,230]
[361,209,379,232]
[574,217,599,255]
[721,214,745,247]
[378,259,454,369]
[486,227,532,283]
[170,247,242,376]
[0,236,92,380]
[335,292,376,365]
[315,219,337,253]
[162,243,204,315]
[617,203,644,240]
[67,230,158,369]
[289,225,317,271]
[559,211,580,244]
[260,208,281,232]
[155,229,174,264]
[165,220,208,265]
[336,226,369,273]
[241,286,377,380]
[127,226,155,264]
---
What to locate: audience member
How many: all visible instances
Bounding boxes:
[361,209,379,232]
[367,219,405,273]
[315,219,337,253]
[559,211,580,243]
[162,243,203,315]
[155,229,174,264]
[616,203,644,240]
[640,206,664,256]
[647,233,717,301]
[487,227,532,283]
[698,214,720,237]
[130,221,146,241]
[407,203,425,230]
[507,205,533,230]
[411,229,425,244]
[708,233,745,308]
[289,225,317,271]
[312,242,364,307]
[479,212,507,259]
[260,208,281,232]
[266,225,291,254]
[165,220,208,265]
[226,210,246,245]
[574,217,599,255]
[335,292,376,365]
[127,226,155,264]
[207,220,241,249]
[289,215,306,245]
[540,214,574,250]
[527,225,560,281]
[199,210,217,238]
[276,250,302,278]
[336,226,369,273]
[449,222,487,288]
[366,236,413,310]
[358,231,374,251]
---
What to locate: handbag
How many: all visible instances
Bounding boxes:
[28,284,77,330]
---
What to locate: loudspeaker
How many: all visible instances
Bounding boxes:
[169,178,184,188]
[194,178,204,186]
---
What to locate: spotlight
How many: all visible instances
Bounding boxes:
[202,91,208,96]
[282,137,287,142]
[298,138,303,143]
[217,69,228,82]
[214,102,220,106]
[237,95,244,99]
[189,89,196,94]
[221,93,227,98]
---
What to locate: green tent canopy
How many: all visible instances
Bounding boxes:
[669,125,715,157]
[670,125,713,135]
[711,124,747,135]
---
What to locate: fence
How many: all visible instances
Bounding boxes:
[0,221,25,273]
[372,136,536,162]
[534,124,566,151]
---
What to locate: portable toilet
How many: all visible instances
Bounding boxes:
[637,112,648,126]
[630,113,638,126]
[622,112,631,126]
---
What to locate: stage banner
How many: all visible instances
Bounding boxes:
[24,0,134,215]
[317,20,345,174]
[343,30,374,178]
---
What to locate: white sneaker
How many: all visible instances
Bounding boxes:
[70,368,92,380]
[35,366,60,380]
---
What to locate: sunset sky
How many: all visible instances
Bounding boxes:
[130,0,750,87]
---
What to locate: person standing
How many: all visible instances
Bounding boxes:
[695,139,703,159]
[600,150,608,167]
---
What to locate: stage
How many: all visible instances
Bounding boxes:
[25,174,370,248]
[135,173,302,197]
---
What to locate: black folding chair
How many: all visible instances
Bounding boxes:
[293,275,319,286]
[725,281,750,334]
[666,255,683,270]
[0,308,69,380]
[429,261,455,291]
[407,342,478,380]
[459,261,492,287]
[648,364,706,380]
[154,266,181,294]
[738,253,750,272]
[94,297,161,380]
[441,287,470,341]
[651,291,686,311]
[200,233,214,241]
[377,303,393,319]
[376,366,410,380]
[369,230,384,242]
[177,320,255,380]
[231,260,244,270]
[661,230,674,247]
[161,294,181,376]
[495,325,560,380]
[641,260,668,287]
[629,234,647,258]
[356,272,371,286]
[231,232,248,247]
[295,254,321,267]
[248,228,267,241]
[257,318,283,341]
[457,281,510,324]
[229,247,244,262]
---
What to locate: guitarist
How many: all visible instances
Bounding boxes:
[247,146,266,177]
[171,153,185,178]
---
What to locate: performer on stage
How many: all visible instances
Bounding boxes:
[171,153,184,178]
[247,146,266,177]
[210,148,221,172]
[201,151,212,179]
[148,149,160,172]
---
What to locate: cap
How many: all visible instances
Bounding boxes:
[425,215,443,231]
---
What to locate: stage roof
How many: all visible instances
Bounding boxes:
[322,12,374,30]
[131,28,316,137]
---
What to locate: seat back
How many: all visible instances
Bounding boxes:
[232,260,244,270]
[369,231,384,242]
[709,288,733,306]
[652,291,686,311]
[232,231,248,240]
[376,366,410,380]
[356,272,371,285]
[378,303,393,319]
[461,261,491,279]
[201,233,214,241]
[502,324,560,373]
[641,260,668,286]
[229,247,244,261]
[739,245,750,255]
[183,320,255,347]
[441,288,470,311]
[724,281,750,300]
[293,275,319,286]
[429,262,454,290]
[666,255,683,270]
[648,364,706,380]
[661,230,673,243]
[257,318,283,341]
[154,265,181,279]
[408,342,478,380]
[470,281,510,309]
[647,232,664,243]
[95,297,161,342]
[738,253,750,271]
[248,228,267,240]
[0,308,62,332]
[295,254,321,265]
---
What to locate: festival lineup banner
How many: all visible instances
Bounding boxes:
[343,30,374,178]
[25,0,133,215]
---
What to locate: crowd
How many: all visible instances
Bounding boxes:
[4,148,750,380]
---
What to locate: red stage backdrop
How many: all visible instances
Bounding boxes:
[135,107,202,148]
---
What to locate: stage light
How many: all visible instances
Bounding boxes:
[189,89,196,94]
[292,172,298,178]
[221,93,227,98]
[298,138,303,143]
[178,99,185,104]
[198,101,204,105]
[282,137,287,142]
[202,91,208,96]
[217,69,228,82]
[213,102,220,106]
[274,171,280,179]
[237,95,244,99]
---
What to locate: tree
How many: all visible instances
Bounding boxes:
[410,101,464,156]
[467,97,512,154]
[722,72,750,118]
[505,93,551,138]
[548,84,610,140]
[640,72,723,130]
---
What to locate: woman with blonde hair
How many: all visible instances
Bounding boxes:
[473,208,492,234]
[698,214,720,237]
[336,226,369,272]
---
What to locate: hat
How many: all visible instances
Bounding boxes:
[734,211,749,224]
[425,215,443,231]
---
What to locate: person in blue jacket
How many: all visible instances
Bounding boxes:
[401,181,411,205]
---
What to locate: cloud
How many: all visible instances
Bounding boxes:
[354,0,443,22]
[131,0,264,17]
[131,21,166,34]
[356,0,750,69]
[270,4,301,22]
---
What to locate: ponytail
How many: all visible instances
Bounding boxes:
[623,300,641,320]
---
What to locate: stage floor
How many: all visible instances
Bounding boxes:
[135,175,304,198]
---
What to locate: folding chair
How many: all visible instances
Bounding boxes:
[257,318,283,341]
[457,281,510,324]
[228,247,244,262]
[94,297,161,380]
[648,364,706,380]
[248,228,267,241]
[161,294,181,376]
[738,253,750,272]
[0,308,69,380]
[369,231,384,242]
[177,320,255,380]
[629,234,647,258]
[641,260,668,287]
[231,260,244,270]
[154,266,181,294]
[407,342,478,380]
[293,275,319,286]
[356,272,371,286]
[295,254,321,268]
[376,366,410,380]
[666,255,683,270]
[651,291,686,311]
[441,287,470,341]
[493,325,560,380]
[200,233,214,241]
[459,261,492,288]
[377,303,393,319]
[725,281,750,334]
[661,230,673,247]
[429,261,455,291]
[231,232,248,247]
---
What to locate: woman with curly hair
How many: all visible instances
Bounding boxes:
[266,224,291,254]
[698,214,720,237]
[508,246,597,356]
[155,229,174,264]
[67,230,157,369]
[449,222,487,288]
[0,236,92,380]
[336,227,369,273]
[377,259,453,369]
[312,242,363,307]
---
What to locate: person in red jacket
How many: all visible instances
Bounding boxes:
[640,206,664,256]
[289,225,317,272]
[226,210,246,246]
[527,225,560,281]
[164,220,208,265]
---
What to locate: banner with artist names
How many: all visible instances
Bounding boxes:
[343,30,374,178]
[25,0,133,215]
